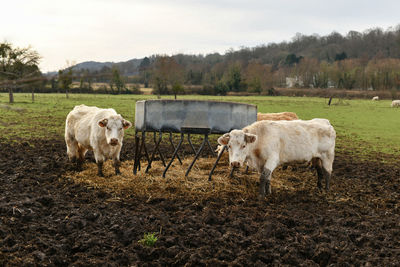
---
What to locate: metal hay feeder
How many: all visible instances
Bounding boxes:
[133,99,257,179]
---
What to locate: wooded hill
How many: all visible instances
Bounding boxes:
[65,25,400,94]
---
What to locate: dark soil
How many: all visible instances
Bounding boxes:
[1,137,399,266]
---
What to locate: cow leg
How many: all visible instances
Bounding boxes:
[77,145,87,162]
[312,158,324,191]
[316,167,324,191]
[76,159,83,171]
[97,161,104,177]
[65,135,79,163]
[229,167,236,178]
[94,151,105,177]
[114,158,121,175]
[76,145,87,171]
[321,156,333,191]
[259,168,272,199]
[259,158,279,199]
[323,168,331,191]
[113,147,122,175]
[264,169,272,195]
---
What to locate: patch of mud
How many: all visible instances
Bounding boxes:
[0,138,399,266]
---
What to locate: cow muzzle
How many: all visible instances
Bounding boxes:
[110,138,119,146]
[231,161,240,168]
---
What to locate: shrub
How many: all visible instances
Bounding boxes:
[131,84,143,94]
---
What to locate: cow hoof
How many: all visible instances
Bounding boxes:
[317,182,323,191]
[76,162,83,172]
[98,172,104,177]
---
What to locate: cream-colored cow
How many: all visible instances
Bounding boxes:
[391,100,400,107]
[218,119,336,199]
[215,112,299,156]
[65,104,132,176]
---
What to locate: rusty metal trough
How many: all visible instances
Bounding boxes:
[133,99,257,179]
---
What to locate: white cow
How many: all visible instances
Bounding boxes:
[391,100,400,107]
[65,104,132,176]
[218,119,336,199]
[215,111,299,156]
[372,96,379,101]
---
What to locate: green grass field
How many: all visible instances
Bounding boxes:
[0,93,399,158]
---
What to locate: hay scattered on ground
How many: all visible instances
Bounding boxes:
[64,156,319,201]
[64,155,392,208]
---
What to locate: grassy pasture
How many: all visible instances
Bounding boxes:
[0,93,399,158]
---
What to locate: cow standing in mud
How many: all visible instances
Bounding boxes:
[218,119,336,199]
[65,104,132,176]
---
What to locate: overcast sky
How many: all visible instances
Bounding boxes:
[2,0,399,72]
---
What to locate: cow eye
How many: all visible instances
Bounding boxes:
[241,145,246,149]
[119,128,123,131]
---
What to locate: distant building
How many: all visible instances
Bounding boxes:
[327,80,335,88]
[286,77,304,88]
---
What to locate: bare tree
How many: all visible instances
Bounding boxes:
[139,57,151,88]
[58,67,73,98]
[244,61,273,93]
[152,56,184,98]
[0,42,41,103]
[111,66,125,94]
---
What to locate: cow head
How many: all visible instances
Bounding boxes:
[98,115,132,146]
[217,129,257,168]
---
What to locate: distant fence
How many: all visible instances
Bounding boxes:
[0,87,142,94]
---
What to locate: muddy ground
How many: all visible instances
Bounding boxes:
[0,137,399,266]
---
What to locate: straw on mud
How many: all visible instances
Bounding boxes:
[64,156,395,209]
[64,156,319,202]
[66,158,247,201]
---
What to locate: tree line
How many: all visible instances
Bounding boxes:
[2,25,400,102]
[135,26,400,95]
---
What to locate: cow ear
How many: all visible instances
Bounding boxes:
[122,119,132,129]
[98,118,108,127]
[245,133,257,143]
[218,133,230,145]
